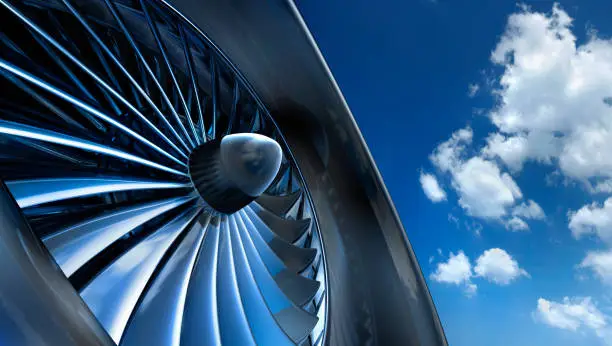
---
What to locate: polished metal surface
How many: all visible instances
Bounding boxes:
[0,1,327,345]
[0,181,114,346]
[7,177,190,209]
[0,0,444,344]
[220,133,283,197]
[164,0,448,344]
[189,133,283,214]
[43,196,195,277]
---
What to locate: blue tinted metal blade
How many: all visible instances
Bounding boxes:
[0,119,188,177]
[312,292,327,346]
[238,209,286,276]
[216,217,256,346]
[236,212,292,314]
[139,0,198,146]
[180,221,221,346]
[238,210,319,307]
[80,207,202,343]
[43,196,194,277]
[0,59,186,168]
[102,0,195,149]
[244,206,316,272]
[208,55,218,139]
[28,31,97,105]
[7,177,190,209]
[236,212,319,341]
[58,0,190,156]
[179,24,206,143]
[228,215,294,345]
[0,71,86,132]
[199,96,208,143]
[256,191,302,217]
[250,202,311,243]
[89,40,123,94]
[120,214,211,346]
[225,79,240,135]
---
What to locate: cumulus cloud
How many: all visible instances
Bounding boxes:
[429,128,546,228]
[474,248,529,284]
[534,297,610,342]
[429,127,473,173]
[430,128,525,220]
[482,133,529,172]
[568,198,612,244]
[483,3,612,190]
[513,200,546,220]
[430,251,476,296]
[419,172,447,202]
[505,216,529,231]
[580,250,612,286]
[592,179,612,194]
[454,157,523,219]
[431,248,528,296]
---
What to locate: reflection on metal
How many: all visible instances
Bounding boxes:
[0,119,188,177]
[122,215,214,346]
[0,59,185,167]
[221,134,283,197]
[189,133,282,214]
[8,177,190,208]
[0,0,447,345]
[0,0,327,345]
[0,182,113,346]
[59,0,190,156]
[164,0,449,344]
[44,196,195,277]
[81,207,205,343]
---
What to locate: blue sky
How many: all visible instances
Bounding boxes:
[297,1,612,345]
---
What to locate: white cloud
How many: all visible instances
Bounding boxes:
[429,128,545,226]
[513,200,546,220]
[431,248,528,296]
[505,216,529,231]
[430,127,473,173]
[593,179,612,194]
[484,4,612,188]
[468,83,480,98]
[568,198,612,244]
[474,248,529,284]
[580,250,612,286]
[453,156,522,219]
[419,172,447,202]
[482,133,529,172]
[430,251,476,296]
[534,297,610,342]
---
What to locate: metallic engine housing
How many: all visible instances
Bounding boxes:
[163,1,447,345]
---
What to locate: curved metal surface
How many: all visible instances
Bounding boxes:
[0,181,114,346]
[0,0,444,344]
[164,0,448,345]
[220,133,282,197]
[189,133,283,214]
[0,1,327,345]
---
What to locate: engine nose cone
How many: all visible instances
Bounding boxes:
[220,133,283,197]
[188,133,282,214]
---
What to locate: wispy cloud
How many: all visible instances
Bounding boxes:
[467,83,480,98]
